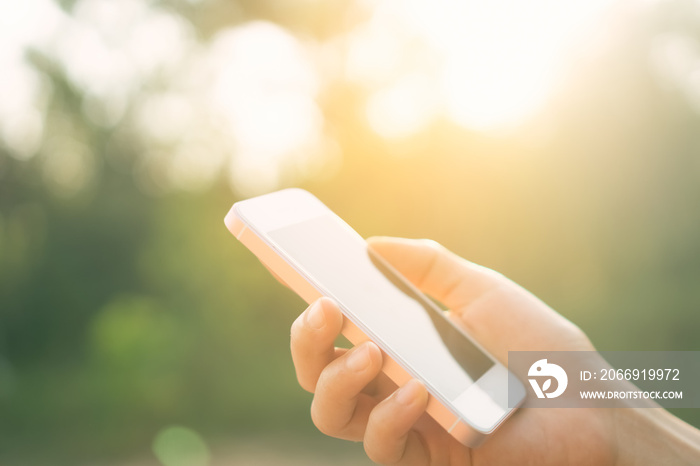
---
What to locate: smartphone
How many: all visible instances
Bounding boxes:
[224,188,525,447]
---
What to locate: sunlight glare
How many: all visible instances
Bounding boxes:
[0,0,62,159]
[209,22,325,195]
[352,0,616,134]
[650,32,700,114]
[366,73,437,139]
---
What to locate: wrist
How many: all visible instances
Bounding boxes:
[614,408,700,466]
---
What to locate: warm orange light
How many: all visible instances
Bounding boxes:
[349,0,616,136]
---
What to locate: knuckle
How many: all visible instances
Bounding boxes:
[420,238,445,253]
[290,312,307,338]
[567,325,595,351]
[364,440,400,465]
[363,411,400,465]
[296,374,316,393]
[484,267,508,285]
[310,401,338,437]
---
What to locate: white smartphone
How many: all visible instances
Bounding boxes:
[225,188,525,447]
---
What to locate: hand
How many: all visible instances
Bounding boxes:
[290,237,700,465]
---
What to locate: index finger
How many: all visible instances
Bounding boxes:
[290,297,345,392]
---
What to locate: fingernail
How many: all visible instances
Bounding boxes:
[347,343,372,371]
[306,300,326,330]
[396,379,422,405]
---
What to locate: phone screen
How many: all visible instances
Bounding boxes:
[269,214,494,402]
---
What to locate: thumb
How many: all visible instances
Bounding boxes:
[367,236,503,311]
[367,237,591,362]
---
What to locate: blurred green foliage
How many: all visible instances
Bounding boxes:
[1,0,700,464]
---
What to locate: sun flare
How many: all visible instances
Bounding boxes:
[350,0,615,136]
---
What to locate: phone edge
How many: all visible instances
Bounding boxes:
[225,200,519,447]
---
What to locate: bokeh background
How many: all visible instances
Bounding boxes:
[2,0,700,464]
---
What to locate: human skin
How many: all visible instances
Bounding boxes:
[289,237,700,465]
